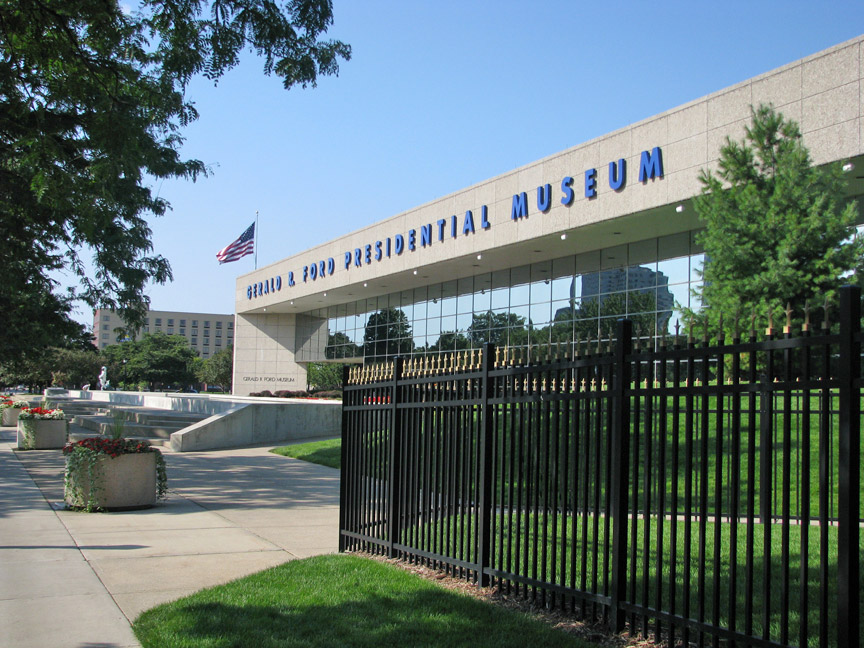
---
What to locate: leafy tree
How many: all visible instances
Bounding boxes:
[103,332,198,390]
[0,320,97,391]
[568,292,663,341]
[306,362,343,390]
[0,1,350,362]
[466,311,526,347]
[690,104,862,332]
[50,347,103,389]
[325,331,361,359]
[428,331,470,353]
[363,308,414,359]
[196,345,233,391]
[0,353,52,393]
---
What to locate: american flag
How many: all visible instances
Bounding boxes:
[216,223,255,264]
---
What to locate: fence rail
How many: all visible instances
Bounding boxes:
[339,286,863,648]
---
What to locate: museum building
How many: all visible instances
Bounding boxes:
[232,36,864,395]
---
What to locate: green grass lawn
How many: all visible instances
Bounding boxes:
[270,438,341,469]
[402,509,853,647]
[133,554,594,648]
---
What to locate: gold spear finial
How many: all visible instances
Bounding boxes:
[765,307,774,337]
[784,302,793,335]
[803,300,811,333]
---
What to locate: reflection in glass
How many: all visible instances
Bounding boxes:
[658,256,689,285]
[491,287,509,310]
[441,296,456,317]
[510,283,530,306]
[321,235,703,362]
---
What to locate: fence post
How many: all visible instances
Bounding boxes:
[387,357,404,559]
[338,364,351,553]
[476,343,496,586]
[610,318,633,633]
[837,285,860,648]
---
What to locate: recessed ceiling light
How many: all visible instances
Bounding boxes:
[323,292,327,296]
[843,162,855,172]
[560,233,567,240]
[413,270,418,275]
[477,254,482,260]
[675,205,685,213]
[363,282,367,287]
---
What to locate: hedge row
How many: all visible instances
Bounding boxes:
[248,389,342,400]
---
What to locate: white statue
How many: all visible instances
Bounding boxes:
[98,366,108,390]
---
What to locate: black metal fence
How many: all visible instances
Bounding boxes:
[339,287,862,648]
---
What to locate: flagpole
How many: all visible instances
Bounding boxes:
[254,210,259,270]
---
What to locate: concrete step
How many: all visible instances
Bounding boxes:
[73,415,188,439]
[68,428,173,449]
[92,407,208,426]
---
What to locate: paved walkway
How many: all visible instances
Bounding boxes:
[0,427,340,648]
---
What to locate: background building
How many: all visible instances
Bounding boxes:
[93,309,234,358]
[231,36,864,395]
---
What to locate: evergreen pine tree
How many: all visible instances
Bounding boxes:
[690,104,862,335]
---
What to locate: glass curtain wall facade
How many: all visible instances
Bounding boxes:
[314,231,704,364]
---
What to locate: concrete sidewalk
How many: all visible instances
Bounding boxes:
[0,427,340,648]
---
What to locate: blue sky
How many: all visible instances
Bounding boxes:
[67,2,864,327]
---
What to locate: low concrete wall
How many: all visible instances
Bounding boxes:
[169,400,341,452]
[67,390,342,452]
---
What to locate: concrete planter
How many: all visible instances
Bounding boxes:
[65,451,158,511]
[17,418,67,449]
[2,407,23,427]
